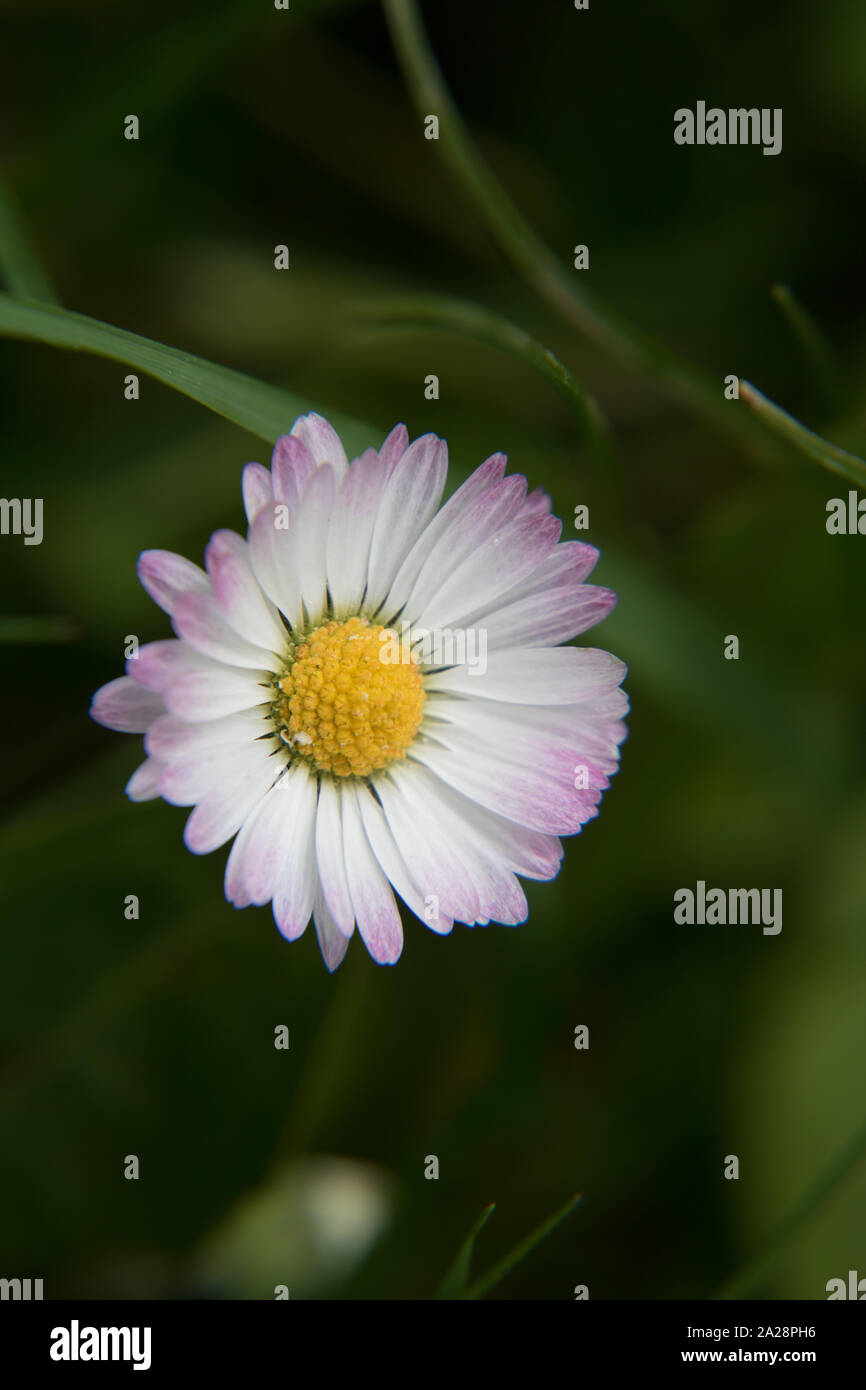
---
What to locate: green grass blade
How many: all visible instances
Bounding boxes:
[353,293,610,455]
[0,293,375,451]
[0,172,59,304]
[739,379,866,489]
[436,1203,496,1299]
[462,1193,582,1300]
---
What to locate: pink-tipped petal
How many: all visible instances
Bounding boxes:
[312,888,350,972]
[183,752,278,854]
[241,462,274,524]
[163,666,271,721]
[377,423,409,477]
[137,550,210,615]
[382,452,509,620]
[414,513,562,633]
[204,528,288,653]
[128,640,215,693]
[290,412,349,483]
[90,676,165,733]
[326,448,388,614]
[271,434,318,509]
[356,781,453,933]
[314,778,355,937]
[247,503,304,631]
[271,767,318,939]
[477,583,618,650]
[341,785,403,964]
[398,473,526,624]
[295,462,336,625]
[172,590,282,672]
[364,435,448,614]
[125,758,165,801]
[424,646,627,705]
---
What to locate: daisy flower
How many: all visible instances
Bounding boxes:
[91,414,628,970]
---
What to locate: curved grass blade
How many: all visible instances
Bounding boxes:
[462,1192,582,1300]
[354,293,610,456]
[381,0,768,462]
[437,1202,496,1299]
[0,293,374,452]
[739,379,866,490]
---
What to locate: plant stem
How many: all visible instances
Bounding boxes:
[739,379,866,490]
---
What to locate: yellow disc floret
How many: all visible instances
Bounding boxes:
[271,617,425,778]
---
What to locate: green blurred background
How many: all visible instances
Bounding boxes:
[1,0,865,1299]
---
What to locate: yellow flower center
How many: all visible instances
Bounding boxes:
[271,617,425,778]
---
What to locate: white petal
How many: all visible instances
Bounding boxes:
[183,748,280,853]
[407,734,594,835]
[382,453,508,619]
[385,763,528,924]
[424,646,627,704]
[164,666,271,721]
[472,583,617,650]
[128,640,215,693]
[172,591,282,672]
[205,529,289,653]
[374,771,484,923]
[356,782,453,933]
[314,777,355,937]
[429,692,626,774]
[160,740,279,807]
[412,513,561,633]
[398,471,525,623]
[248,503,304,631]
[341,785,403,964]
[271,766,319,937]
[145,708,270,760]
[295,463,336,625]
[384,760,561,881]
[326,449,387,614]
[364,435,448,615]
[226,761,312,908]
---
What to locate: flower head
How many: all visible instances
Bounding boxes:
[91,414,628,970]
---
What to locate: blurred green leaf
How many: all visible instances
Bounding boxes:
[0,293,376,451]
[0,615,78,643]
[717,1114,866,1299]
